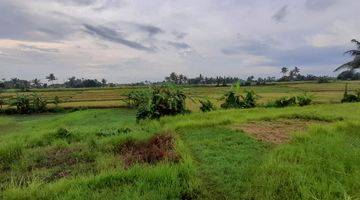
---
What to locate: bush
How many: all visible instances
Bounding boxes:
[341,84,360,103]
[55,127,72,139]
[220,85,257,109]
[199,99,215,112]
[126,85,188,121]
[271,97,297,108]
[8,93,48,114]
[10,95,31,114]
[297,93,313,106]
[31,93,47,113]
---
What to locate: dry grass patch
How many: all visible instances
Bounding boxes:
[117,134,180,167]
[232,119,328,144]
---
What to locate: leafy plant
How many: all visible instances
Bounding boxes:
[221,82,257,109]
[10,95,31,114]
[272,97,297,108]
[55,127,72,139]
[341,84,360,103]
[31,93,47,113]
[296,93,313,106]
[53,96,61,106]
[126,84,188,121]
[199,99,215,112]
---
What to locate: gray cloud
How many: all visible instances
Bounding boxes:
[83,24,156,52]
[272,5,288,22]
[53,0,97,6]
[135,24,164,37]
[222,42,346,67]
[167,41,191,49]
[172,31,187,40]
[305,0,337,10]
[19,44,60,53]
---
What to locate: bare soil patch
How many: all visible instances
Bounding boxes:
[117,134,180,167]
[233,119,327,144]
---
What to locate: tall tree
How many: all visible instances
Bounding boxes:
[334,39,360,72]
[46,73,56,85]
[32,78,41,88]
[281,67,288,77]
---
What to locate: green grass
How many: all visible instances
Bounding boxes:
[1,103,360,199]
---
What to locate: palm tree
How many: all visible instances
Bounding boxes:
[334,39,360,72]
[281,67,288,77]
[46,73,56,85]
[32,78,41,88]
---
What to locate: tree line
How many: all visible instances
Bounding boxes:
[0,74,114,90]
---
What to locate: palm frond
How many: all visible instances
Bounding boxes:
[344,50,360,56]
[351,39,360,49]
[334,61,354,72]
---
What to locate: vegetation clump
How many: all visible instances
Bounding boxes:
[341,83,360,103]
[221,83,257,109]
[125,85,188,121]
[9,93,48,114]
[117,134,179,167]
[267,94,313,108]
[199,99,215,112]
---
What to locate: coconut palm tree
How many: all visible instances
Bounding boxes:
[46,73,56,85]
[281,67,288,77]
[32,78,41,88]
[334,39,360,72]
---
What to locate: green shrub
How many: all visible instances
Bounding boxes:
[297,93,313,106]
[199,99,215,112]
[55,127,72,139]
[53,96,61,106]
[126,85,188,121]
[272,97,297,108]
[341,84,360,103]
[10,95,31,114]
[31,93,47,113]
[221,90,257,109]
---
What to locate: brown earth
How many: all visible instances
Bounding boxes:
[232,119,327,144]
[117,134,180,167]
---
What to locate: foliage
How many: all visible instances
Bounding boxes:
[124,90,152,108]
[334,39,360,72]
[53,96,61,106]
[9,93,48,114]
[31,93,48,113]
[126,85,188,120]
[10,94,31,114]
[199,99,215,112]
[55,127,72,139]
[341,83,360,103]
[296,93,313,106]
[221,83,257,109]
[272,96,297,108]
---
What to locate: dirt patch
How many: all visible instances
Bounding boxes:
[233,119,327,144]
[117,134,180,167]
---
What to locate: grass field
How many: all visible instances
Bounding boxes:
[1,81,360,110]
[1,102,360,199]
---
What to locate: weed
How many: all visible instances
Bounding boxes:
[199,99,215,112]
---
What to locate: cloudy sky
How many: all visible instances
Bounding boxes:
[0,0,359,83]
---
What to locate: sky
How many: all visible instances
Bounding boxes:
[0,0,359,83]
